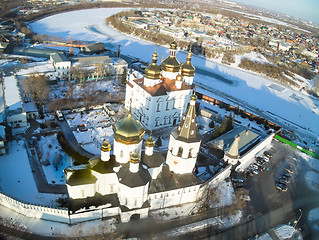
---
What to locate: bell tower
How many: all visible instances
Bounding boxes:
[166,94,202,174]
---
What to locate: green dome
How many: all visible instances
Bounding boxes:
[113,113,145,144]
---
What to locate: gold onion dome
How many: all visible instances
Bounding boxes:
[100,139,111,152]
[145,52,161,79]
[181,51,195,77]
[161,42,180,73]
[145,136,155,147]
[130,152,140,163]
[113,113,145,144]
[191,93,197,101]
[176,74,183,81]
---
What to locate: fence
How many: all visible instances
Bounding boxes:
[274,135,319,159]
[0,191,69,223]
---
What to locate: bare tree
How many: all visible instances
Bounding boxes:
[21,73,50,107]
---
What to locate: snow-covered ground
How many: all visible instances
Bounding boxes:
[0,140,64,206]
[37,134,72,184]
[29,8,319,142]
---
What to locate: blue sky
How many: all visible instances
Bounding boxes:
[232,0,319,25]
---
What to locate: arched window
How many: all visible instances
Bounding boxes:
[164,116,169,125]
[177,147,183,157]
[156,98,163,112]
[155,117,160,127]
[189,148,193,158]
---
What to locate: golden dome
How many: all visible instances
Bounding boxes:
[100,139,111,152]
[170,41,177,50]
[145,52,161,79]
[130,152,140,163]
[161,57,180,73]
[161,41,180,73]
[190,94,197,101]
[113,113,145,144]
[145,136,155,147]
[176,74,183,81]
[181,51,195,77]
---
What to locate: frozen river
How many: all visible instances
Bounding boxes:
[29,8,319,138]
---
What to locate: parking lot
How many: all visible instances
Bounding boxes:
[230,140,319,238]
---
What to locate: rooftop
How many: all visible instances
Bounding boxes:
[209,126,261,153]
[149,165,201,193]
[133,77,192,97]
[3,76,23,112]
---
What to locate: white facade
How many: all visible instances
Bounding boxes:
[113,139,143,164]
[125,42,195,131]
[50,53,71,80]
[3,75,28,128]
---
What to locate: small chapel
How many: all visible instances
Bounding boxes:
[125,41,196,130]
[64,94,203,222]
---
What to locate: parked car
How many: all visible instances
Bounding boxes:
[277,178,287,185]
[284,167,293,174]
[280,175,290,183]
[276,183,287,192]
[232,177,244,183]
[264,151,272,158]
[282,173,291,178]
[263,156,270,162]
[252,169,259,175]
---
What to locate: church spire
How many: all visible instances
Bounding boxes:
[175,94,201,142]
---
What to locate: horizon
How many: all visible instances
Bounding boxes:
[231,0,319,25]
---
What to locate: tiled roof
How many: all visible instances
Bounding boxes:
[133,77,192,96]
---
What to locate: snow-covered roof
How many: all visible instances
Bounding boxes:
[71,56,112,66]
[210,126,260,153]
[23,101,38,113]
[3,75,22,111]
[50,52,70,63]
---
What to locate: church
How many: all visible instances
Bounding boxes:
[64,42,204,222]
[125,41,196,130]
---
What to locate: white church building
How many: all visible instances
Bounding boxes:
[125,42,196,130]
[64,94,203,222]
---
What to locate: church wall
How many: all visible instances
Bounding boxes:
[118,183,149,210]
[168,136,201,159]
[166,150,197,174]
[66,183,96,199]
[91,172,119,196]
[148,184,201,210]
[120,207,149,223]
[113,140,143,164]
[125,78,192,130]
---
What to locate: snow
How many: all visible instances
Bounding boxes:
[157,210,242,238]
[29,8,319,140]
[304,171,319,192]
[308,208,319,232]
[274,224,302,239]
[3,75,22,111]
[0,140,64,206]
[37,134,72,184]
[0,204,117,237]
